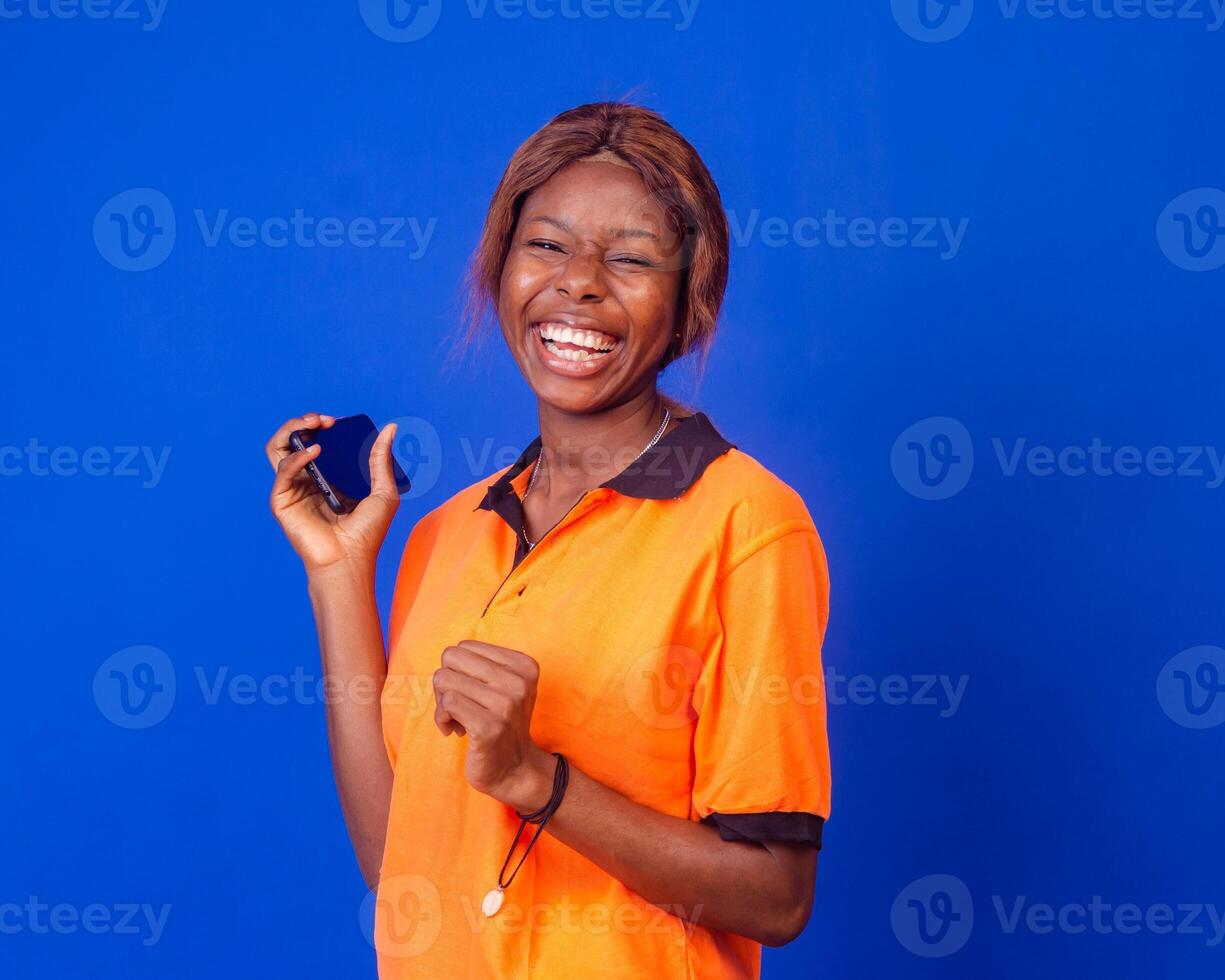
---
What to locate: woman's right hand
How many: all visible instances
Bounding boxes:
[265,413,401,574]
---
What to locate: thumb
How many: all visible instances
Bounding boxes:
[368,422,400,502]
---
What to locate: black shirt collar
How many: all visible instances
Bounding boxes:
[476,411,735,517]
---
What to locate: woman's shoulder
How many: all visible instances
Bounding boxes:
[404,467,510,537]
[699,442,815,515]
[691,442,824,565]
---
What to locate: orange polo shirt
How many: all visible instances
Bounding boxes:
[377,411,831,978]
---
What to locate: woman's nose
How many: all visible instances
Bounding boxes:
[554,251,605,302]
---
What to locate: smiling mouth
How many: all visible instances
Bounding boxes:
[531,321,622,363]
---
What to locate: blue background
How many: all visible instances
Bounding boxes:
[3,1,1223,976]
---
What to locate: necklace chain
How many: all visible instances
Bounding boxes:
[521,407,672,549]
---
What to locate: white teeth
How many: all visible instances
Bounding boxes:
[543,339,609,362]
[536,322,616,352]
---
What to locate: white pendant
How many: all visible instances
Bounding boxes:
[481,887,505,917]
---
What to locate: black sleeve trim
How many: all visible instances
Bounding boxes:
[702,812,824,849]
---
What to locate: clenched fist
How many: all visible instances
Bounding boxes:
[432,641,555,814]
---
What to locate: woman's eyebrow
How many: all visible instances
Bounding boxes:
[526,214,659,242]
[526,214,571,233]
[608,225,659,241]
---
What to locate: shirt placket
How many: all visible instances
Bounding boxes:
[479,487,613,619]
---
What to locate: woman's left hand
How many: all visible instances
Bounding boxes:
[432,641,555,813]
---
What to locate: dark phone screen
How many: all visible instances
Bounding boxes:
[293,415,411,509]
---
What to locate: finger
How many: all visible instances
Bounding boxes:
[456,641,540,682]
[442,646,528,703]
[436,689,491,739]
[440,644,503,686]
[434,699,465,737]
[433,669,464,735]
[431,664,461,734]
[271,444,320,501]
[434,667,511,717]
[264,412,336,469]
[367,422,400,502]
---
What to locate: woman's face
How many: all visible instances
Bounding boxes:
[497,160,684,415]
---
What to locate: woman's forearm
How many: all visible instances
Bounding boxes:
[513,751,816,947]
[307,560,394,889]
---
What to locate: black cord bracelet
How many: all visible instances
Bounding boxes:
[516,752,570,824]
[482,753,570,917]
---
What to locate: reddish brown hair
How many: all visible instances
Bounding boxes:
[458,101,729,383]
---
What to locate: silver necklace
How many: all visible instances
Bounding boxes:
[520,407,672,550]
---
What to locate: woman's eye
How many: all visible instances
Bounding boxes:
[611,255,653,267]
[528,239,564,253]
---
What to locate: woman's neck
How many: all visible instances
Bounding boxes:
[533,392,672,500]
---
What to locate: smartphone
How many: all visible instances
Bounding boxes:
[289,414,411,515]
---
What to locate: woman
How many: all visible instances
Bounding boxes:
[266,102,831,979]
